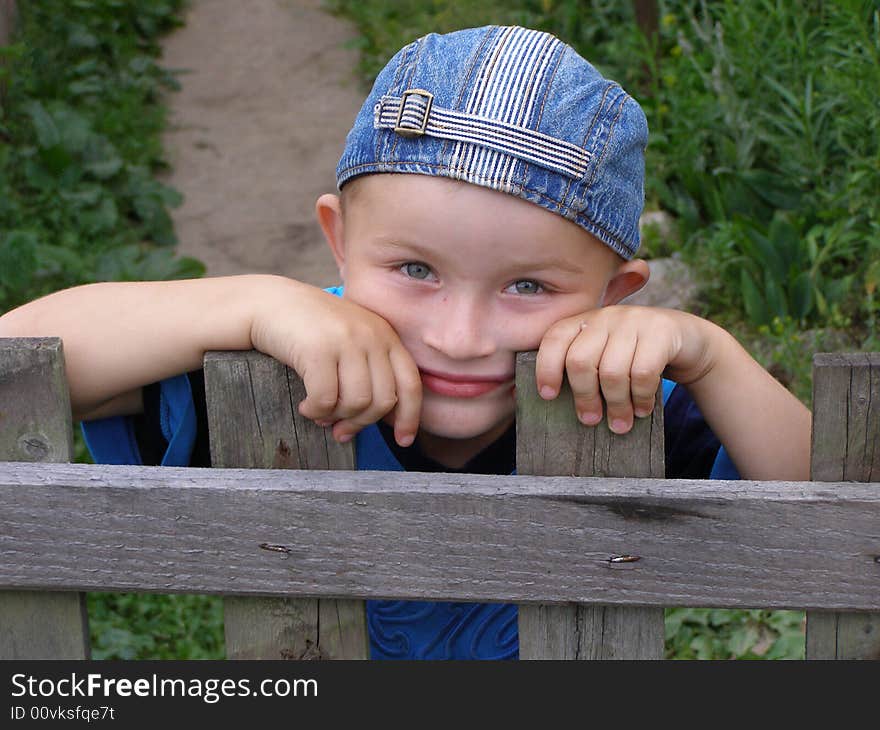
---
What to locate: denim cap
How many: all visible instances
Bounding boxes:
[336,25,648,259]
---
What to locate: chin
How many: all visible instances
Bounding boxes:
[418,396,515,441]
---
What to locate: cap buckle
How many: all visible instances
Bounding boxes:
[394,89,434,138]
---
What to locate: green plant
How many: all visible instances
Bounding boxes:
[1,0,213,660]
[0,0,202,315]
[652,0,879,332]
[665,608,805,660]
[731,212,859,326]
[87,592,224,660]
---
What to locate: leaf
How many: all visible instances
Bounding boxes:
[740,169,802,210]
[82,136,123,180]
[53,106,93,156]
[67,26,99,49]
[790,272,813,320]
[764,632,805,660]
[59,184,103,207]
[25,101,60,150]
[80,196,119,235]
[95,244,141,281]
[68,77,104,96]
[744,223,787,284]
[741,268,770,325]
[763,268,788,319]
[767,213,802,269]
[34,243,89,280]
[0,231,40,292]
[727,623,761,658]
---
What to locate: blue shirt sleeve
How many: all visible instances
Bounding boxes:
[81,373,197,467]
[663,380,741,480]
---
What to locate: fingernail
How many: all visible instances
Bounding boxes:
[398,434,414,447]
[540,386,556,399]
[316,420,332,427]
[611,418,629,433]
[579,411,601,425]
[634,408,650,418]
[337,433,353,443]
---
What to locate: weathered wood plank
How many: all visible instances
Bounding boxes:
[0,338,74,462]
[806,353,880,659]
[515,351,665,659]
[3,461,878,610]
[0,337,89,659]
[204,351,367,660]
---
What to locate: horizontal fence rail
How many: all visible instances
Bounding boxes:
[2,462,879,611]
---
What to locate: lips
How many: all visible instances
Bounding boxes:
[419,368,514,398]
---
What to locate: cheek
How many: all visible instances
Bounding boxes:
[493,302,592,353]
[344,275,420,334]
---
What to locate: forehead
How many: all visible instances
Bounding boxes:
[341,174,620,275]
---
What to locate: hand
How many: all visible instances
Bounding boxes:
[534,305,716,433]
[250,280,422,446]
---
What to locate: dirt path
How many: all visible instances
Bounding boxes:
[160,0,363,287]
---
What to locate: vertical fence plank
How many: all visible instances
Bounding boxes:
[515,351,665,659]
[806,353,880,659]
[204,350,369,659]
[0,337,90,659]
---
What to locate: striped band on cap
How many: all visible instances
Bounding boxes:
[374,91,591,180]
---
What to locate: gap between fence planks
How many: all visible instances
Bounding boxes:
[806,353,880,659]
[0,338,89,659]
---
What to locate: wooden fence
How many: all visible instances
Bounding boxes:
[0,337,878,660]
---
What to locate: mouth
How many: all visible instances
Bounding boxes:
[419,368,515,398]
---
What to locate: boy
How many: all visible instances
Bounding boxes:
[0,26,810,658]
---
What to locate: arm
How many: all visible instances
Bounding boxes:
[0,275,422,447]
[534,306,811,481]
[0,276,262,421]
[677,317,810,481]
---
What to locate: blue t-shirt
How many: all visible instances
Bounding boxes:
[82,284,739,659]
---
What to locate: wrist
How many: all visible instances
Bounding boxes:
[246,275,310,355]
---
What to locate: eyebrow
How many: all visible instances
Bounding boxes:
[375,239,587,276]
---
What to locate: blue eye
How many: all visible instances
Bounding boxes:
[510,280,543,295]
[402,262,432,279]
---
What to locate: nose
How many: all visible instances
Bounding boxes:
[421,293,496,359]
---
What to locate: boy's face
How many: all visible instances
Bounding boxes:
[318,174,643,463]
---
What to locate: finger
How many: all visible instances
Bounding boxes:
[629,338,666,418]
[535,316,591,400]
[332,349,399,442]
[332,350,373,421]
[596,329,638,434]
[386,345,423,447]
[297,351,340,421]
[564,322,609,426]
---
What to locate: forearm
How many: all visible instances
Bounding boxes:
[0,275,291,419]
[684,321,812,481]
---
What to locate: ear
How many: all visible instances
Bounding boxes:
[315,193,346,281]
[601,258,650,306]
